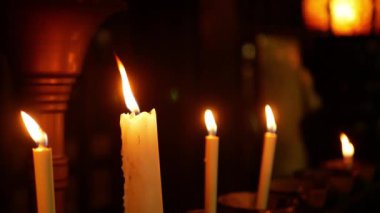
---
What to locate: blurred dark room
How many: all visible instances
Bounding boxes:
[1,0,380,212]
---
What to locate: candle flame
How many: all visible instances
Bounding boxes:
[204,109,217,136]
[265,105,277,133]
[20,111,48,147]
[340,132,354,158]
[115,54,140,114]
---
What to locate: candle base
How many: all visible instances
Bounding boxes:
[293,169,329,208]
[322,159,352,171]
[186,209,205,213]
[328,170,353,194]
[293,168,354,208]
[270,178,302,195]
[218,191,296,213]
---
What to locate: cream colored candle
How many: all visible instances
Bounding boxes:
[21,111,55,213]
[116,55,163,213]
[256,105,277,210]
[340,133,354,169]
[204,109,219,213]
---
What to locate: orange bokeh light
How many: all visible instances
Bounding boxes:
[303,0,330,32]
[330,0,372,35]
[303,0,374,35]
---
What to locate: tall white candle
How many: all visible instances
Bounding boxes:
[116,55,163,213]
[204,109,219,213]
[21,111,55,213]
[256,105,277,210]
[340,133,354,169]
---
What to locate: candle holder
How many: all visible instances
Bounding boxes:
[7,1,123,212]
[293,169,329,208]
[293,167,359,210]
[270,178,302,196]
[322,159,375,182]
[186,209,205,213]
[217,191,296,213]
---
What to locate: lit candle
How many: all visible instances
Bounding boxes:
[204,109,219,213]
[21,111,55,213]
[116,55,163,213]
[340,132,354,169]
[256,105,277,210]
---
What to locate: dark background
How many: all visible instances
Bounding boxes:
[1,0,380,212]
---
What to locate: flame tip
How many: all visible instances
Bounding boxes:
[114,53,121,62]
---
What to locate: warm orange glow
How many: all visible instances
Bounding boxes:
[303,0,373,35]
[265,105,277,133]
[204,109,217,136]
[115,54,140,114]
[340,133,354,158]
[21,111,47,147]
[374,0,380,33]
[302,0,330,32]
[330,0,372,35]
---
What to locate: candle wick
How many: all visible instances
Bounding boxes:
[37,141,45,148]
[38,133,48,148]
[208,130,216,136]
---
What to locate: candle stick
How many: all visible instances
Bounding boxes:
[116,55,163,213]
[340,133,354,169]
[204,109,219,213]
[21,111,55,213]
[256,105,277,210]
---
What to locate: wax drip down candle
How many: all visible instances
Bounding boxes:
[115,55,163,213]
[21,111,56,213]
